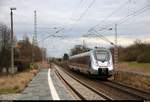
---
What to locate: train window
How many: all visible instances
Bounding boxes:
[69,55,90,68]
[95,52,109,61]
[76,56,90,64]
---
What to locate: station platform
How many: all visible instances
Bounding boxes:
[16,68,74,100]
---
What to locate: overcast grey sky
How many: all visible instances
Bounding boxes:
[0,0,150,57]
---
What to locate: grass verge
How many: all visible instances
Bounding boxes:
[0,69,38,94]
[0,88,19,94]
[128,62,150,68]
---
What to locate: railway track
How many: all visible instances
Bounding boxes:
[54,66,112,100]
[55,64,150,100]
[54,69,86,100]
[101,80,150,100]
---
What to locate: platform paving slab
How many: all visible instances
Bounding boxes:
[16,68,74,100]
[16,69,52,100]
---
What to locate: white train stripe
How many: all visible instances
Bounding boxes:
[48,69,60,100]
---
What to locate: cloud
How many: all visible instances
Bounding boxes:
[42,36,136,57]
[0,0,150,57]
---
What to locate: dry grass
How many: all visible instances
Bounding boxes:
[115,62,150,91]
[0,69,38,94]
[36,61,50,69]
[117,62,150,74]
[114,71,150,91]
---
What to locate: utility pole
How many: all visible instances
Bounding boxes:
[42,45,44,64]
[32,10,38,63]
[83,40,85,47]
[114,24,118,74]
[10,7,16,74]
[42,48,46,64]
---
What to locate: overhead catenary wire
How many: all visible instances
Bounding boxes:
[93,30,114,45]
[59,0,89,35]
[89,0,131,31]
[85,2,150,48]
[87,0,150,33]
[84,0,131,39]
[86,3,150,39]
[37,1,85,41]
[85,31,114,46]
[85,28,114,45]
[70,0,85,21]
[76,0,95,22]
[68,0,96,32]
[96,3,150,30]
[117,4,150,25]
[38,28,65,43]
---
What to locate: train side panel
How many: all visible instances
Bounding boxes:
[69,55,91,74]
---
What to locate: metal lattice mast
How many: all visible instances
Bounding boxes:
[32,10,38,63]
[34,10,38,46]
[114,24,118,72]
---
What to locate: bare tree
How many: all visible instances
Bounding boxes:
[70,45,91,56]
[16,35,43,71]
[0,23,11,72]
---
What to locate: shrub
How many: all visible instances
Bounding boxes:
[137,51,150,63]
[29,63,38,70]
[15,61,30,72]
[13,85,19,90]
[117,40,150,63]
[33,64,38,69]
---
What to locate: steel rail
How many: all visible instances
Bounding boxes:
[54,66,113,100]
[55,64,150,100]
[101,80,150,100]
[54,69,86,100]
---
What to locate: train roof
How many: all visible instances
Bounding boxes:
[93,47,109,51]
[69,47,110,60]
[69,51,91,60]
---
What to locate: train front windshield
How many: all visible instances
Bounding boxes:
[95,51,109,61]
